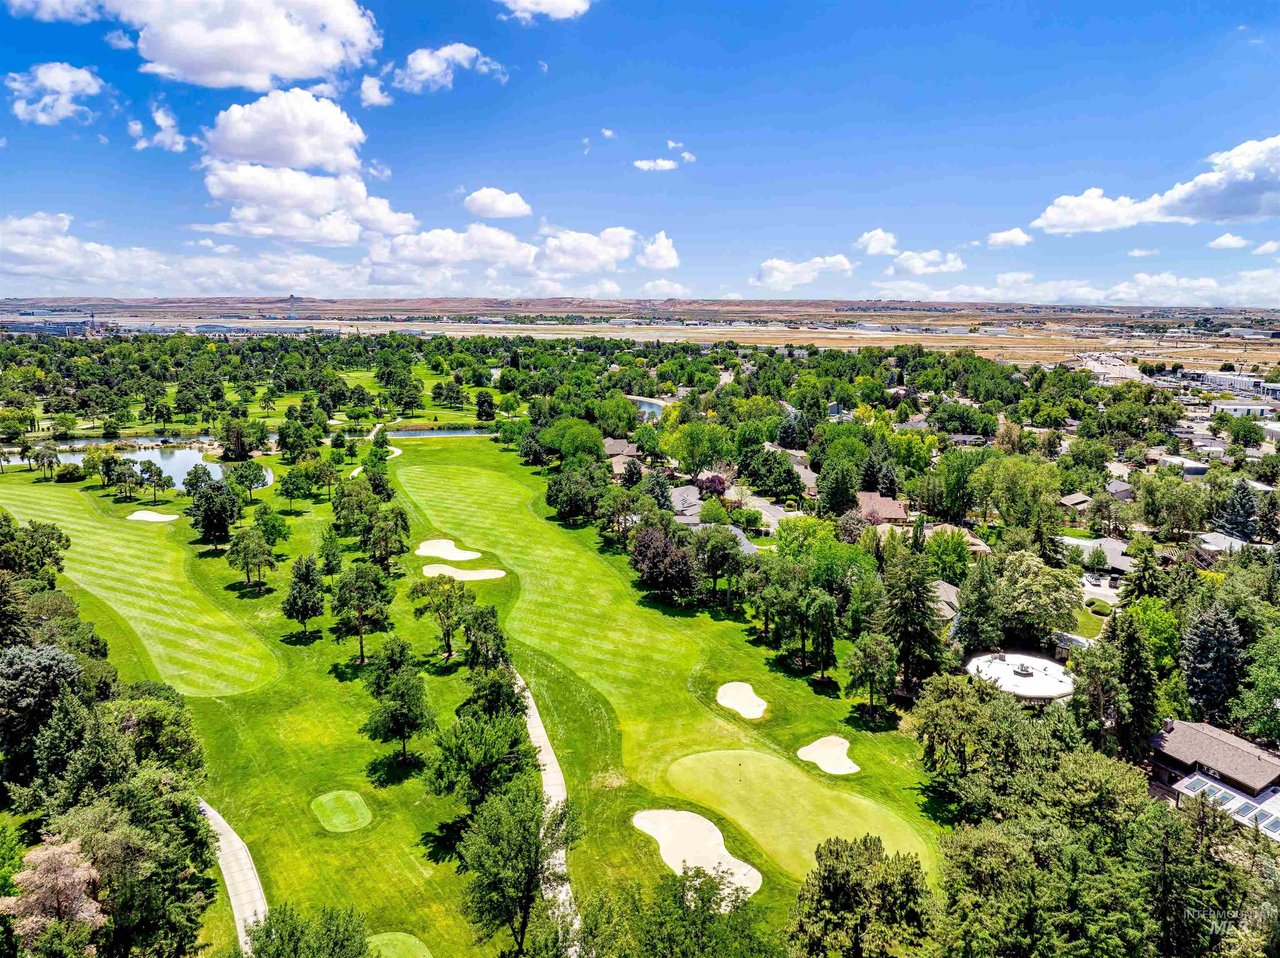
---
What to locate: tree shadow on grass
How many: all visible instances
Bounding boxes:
[328,653,364,683]
[842,702,901,733]
[420,813,469,865]
[281,628,322,647]
[224,581,275,600]
[424,656,463,678]
[807,675,842,698]
[366,751,424,788]
[915,781,962,828]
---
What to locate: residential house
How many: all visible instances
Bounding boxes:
[856,491,909,525]
[1158,454,1210,478]
[1105,478,1134,501]
[1193,531,1272,565]
[1151,721,1280,842]
[949,433,987,447]
[604,438,641,459]
[932,580,960,622]
[670,485,702,520]
[1061,536,1135,576]
[1058,492,1093,520]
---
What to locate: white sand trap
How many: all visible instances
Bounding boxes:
[387,446,403,459]
[416,539,482,561]
[126,510,179,523]
[421,564,506,581]
[716,682,767,719]
[633,810,762,896]
[797,735,860,775]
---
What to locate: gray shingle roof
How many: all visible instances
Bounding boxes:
[1151,721,1280,793]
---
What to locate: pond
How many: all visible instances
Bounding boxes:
[54,447,226,488]
[387,428,495,438]
[631,398,665,419]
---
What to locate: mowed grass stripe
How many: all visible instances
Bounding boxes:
[394,442,940,892]
[0,480,277,697]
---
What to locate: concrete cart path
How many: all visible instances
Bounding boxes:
[201,800,267,952]
[516,674,574,910]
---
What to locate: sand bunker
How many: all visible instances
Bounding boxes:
[797,735,860,775]
[421,564,506,581]
[349,466,364,478]
[415,539,482,561]
[716,682,767,719]
[126,510,179,523]
[633,810,762,896]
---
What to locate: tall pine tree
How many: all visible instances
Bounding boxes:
[1180,602,1244,724]
[1216,479,1257,542]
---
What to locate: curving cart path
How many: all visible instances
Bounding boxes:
[516,674,574,909]
[201,800,267,952]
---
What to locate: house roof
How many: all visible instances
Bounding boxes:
[932,580,960,620]
[670,484,702,516]
[604,438,641,458]
[1060,492,1093,508]
[1105,478,1133,495]
[1060,536,1135,573]
[1152,721,1280,793]
[856,491,908,523]
[1196,531,1271,554]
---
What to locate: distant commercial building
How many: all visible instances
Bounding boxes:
[1210,401,1278,419]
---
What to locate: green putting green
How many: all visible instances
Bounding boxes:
[311,790,373,832]
[368,932,434,958]
[665,749,929,878]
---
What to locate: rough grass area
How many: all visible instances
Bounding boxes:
[1075,607,1107,639]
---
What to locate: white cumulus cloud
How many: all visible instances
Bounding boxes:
[393,43,506,93]
[601,127,614,138]
[128,104,186,152]
[854,228,899,256]
[198,162,416,245]
[494,0,593,23]
[464,187,532,218]
[360,75,391,107]
[1256,240,1280,255]
[5,61,101,125]
[666,139,682,150]
[887,249,965,276]
[537,226,636,275]
[385,223,538,271]
[680,151,696,163]
[1128,248,1159,257]
[1209,232,1250,249]
[5,0,381,91]
[637,231,679,270]
[750,254,853,291]
[634,158,678,172]
[1033,132,1280,234]
[640,279,689,298]
[987,227,1032,248]
[103,28,131,49]
[204,88,365,174]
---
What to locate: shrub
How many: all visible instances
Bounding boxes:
[54,463,84,483]
[1086,598,1112,615]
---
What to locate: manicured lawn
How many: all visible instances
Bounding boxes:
[0,435,941,949]
[392,439,941,918]
[0,461,487,957]
[1074,607,1107,639]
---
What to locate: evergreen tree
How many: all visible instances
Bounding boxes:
[1180,602,1244,724]
[949,554,1001,654]
[1119,541,1165,604]
[1216,479,1257,541]
[881,551,941,693]
[1111,610,1157,761]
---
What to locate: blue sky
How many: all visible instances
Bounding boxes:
[4,0,1280,305]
